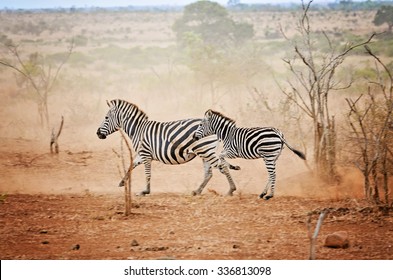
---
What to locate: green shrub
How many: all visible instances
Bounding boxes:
[73,35,88,47]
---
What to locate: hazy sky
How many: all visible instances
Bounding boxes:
[2,0,307,9]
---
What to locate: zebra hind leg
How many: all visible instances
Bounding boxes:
[226,161,241,171]
[229,165,241,170]
[259,182,272,200]
[192,161,213,196]
[259,160,276,200]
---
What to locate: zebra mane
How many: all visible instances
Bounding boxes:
[208,110,236,125]
[110,99,149,120]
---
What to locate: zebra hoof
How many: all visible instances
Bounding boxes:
[191,190,201,196]
[118,181,125,187]
[263,195,273,200]
[259,193,267,199]
[137,191,149,196]
[230,165,241,171]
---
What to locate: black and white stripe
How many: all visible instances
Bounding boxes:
[194,109,306,199]
[96,99,238,196]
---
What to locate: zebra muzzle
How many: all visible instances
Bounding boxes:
[96,128,107,139]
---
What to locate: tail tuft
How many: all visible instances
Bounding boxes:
[293,149,306,160]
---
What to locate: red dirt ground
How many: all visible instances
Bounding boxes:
[1,137,393,260]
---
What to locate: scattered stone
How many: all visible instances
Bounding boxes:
[39,230,48,234]
[324,231,349,248]
[131,239,139,247]
[233,244,240,249]
[145,246,168,251]
[41,240,50,245]
[157,256,176,260]
[72,244,80,250]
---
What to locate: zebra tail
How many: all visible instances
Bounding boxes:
[282,138,306,160]
[291,147,306,160]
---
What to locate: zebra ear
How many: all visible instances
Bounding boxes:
[106,100,111,107]
[205,110,213,119]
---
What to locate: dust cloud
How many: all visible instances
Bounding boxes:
[0,9,387,200]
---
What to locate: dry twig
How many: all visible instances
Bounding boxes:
[50,116,64,154]
[307,209,328,260]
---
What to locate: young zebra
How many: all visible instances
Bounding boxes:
[96,99,239,196]
[193,109,306,200]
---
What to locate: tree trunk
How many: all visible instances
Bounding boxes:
[314,118,337,182]
[382,147,389,205]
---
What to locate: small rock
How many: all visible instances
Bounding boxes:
[72,244,80,250]
[41,240,49,245]
[145,246,168,251]
[131,239,139,247]
[233,244,240,249]
[157,256,176,260]
[324,231,349,248]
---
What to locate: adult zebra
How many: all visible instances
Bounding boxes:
[96,99,239,196]
[193,109,306,200]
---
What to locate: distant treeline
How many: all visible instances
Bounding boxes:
[231,1,393,11]
[1,0,393,13]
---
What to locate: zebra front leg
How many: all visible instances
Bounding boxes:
[260,160,276,200]
[118,166,132,187]
[218,153,237,195]
[138,158,152,196]
[219,164,237,196]
[192,160,213,196]
[118,154,143,187]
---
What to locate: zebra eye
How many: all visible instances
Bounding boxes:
[105,116,109,120]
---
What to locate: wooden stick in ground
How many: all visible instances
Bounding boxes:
[119,129,133,216]
[307,209,328,260]
[50,116,64,154]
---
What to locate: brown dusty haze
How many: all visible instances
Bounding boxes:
[0,8,392,260]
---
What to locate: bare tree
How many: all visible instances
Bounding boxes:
[0,40,74,129]
[346,46,393,204]
[280,0,375,181]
